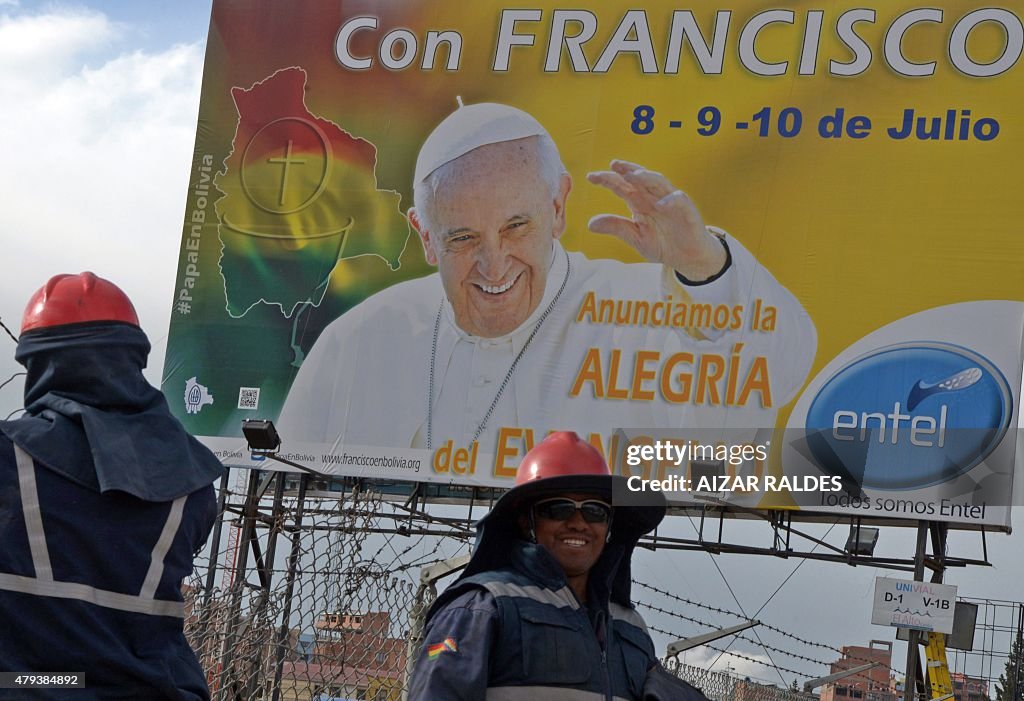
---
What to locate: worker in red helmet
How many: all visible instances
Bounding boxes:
[408,431,707,700]
[0,273,224,700]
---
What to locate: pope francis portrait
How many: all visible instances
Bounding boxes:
[277,102,817,456]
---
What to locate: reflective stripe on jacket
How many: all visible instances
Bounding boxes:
[408,541,656,701]
[0,439,216,700]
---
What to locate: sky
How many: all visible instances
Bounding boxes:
[0,0,212,374]
[0,0,1021,691]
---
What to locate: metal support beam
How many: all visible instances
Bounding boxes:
[803,662,880,693]
[202,468,230,608]
[666,620,761,656]
[217,467,262,699]
[904,522,929,701]
[419,554,472,585]
[271,472,310,701]
[403,554,473,700]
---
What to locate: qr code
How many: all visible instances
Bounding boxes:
[237,387,260,410]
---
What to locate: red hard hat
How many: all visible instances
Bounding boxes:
[516,431,611,486]
[21,272,139,334]
[455,430,665,585]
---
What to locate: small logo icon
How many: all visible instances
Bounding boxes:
[906,367,982,411]
[185,377,215,415]
[806,342,1012,489]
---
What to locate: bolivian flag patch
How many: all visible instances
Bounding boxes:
[427,638,458,659]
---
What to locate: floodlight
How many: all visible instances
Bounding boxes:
[845,525,880,556]
[241,419,281,452]
[240,419,324,476]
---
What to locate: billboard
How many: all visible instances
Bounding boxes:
[164,0,1024,528]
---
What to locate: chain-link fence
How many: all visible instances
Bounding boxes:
[184,469,474,701]
[183,468,822,701]
[182,469,1021,701]
[666,660,812,701]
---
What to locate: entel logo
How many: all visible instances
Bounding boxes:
[806,342,1012,490]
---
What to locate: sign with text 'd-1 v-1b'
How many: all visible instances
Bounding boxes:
[871,576,957,634]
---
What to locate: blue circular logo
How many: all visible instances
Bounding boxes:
[806,342,1012,489]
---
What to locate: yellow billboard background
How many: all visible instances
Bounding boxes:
[165,0,1024,527]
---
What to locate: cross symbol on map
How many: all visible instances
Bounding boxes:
[268,139,307,206]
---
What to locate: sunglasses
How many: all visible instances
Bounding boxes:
[533,498,613,524]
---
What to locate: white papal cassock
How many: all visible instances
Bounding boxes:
[277,233,817,456]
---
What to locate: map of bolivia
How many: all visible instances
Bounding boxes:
[215,67,408,318]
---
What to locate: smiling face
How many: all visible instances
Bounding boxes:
[410,138,571,338]
[530,492,610,585]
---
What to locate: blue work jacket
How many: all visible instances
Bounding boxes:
[408,541,657,700]
[0,437,216,700]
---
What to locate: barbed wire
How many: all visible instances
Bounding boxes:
[184,479,1019,699]
[636,580,905,677]
[637,599,840,671]
[683,518,791,686]
[365,500,470,576]
[647,620,809,680]
[666,659,811,701]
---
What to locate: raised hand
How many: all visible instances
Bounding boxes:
[586,160,727,282]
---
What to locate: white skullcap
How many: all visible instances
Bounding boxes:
[414,102,550,185]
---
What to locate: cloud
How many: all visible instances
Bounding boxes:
[0,6,205,409]
[0,7,119,82]
[682,647,787,685]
